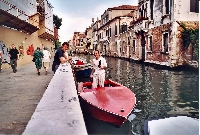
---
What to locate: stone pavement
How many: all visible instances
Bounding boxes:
[0,60,54,134]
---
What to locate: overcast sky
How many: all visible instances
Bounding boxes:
[48,0,138,43]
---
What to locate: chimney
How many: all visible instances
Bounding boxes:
[97,17,99,21]
[92,18,94,22]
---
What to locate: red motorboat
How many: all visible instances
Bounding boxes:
[78,79,136,127]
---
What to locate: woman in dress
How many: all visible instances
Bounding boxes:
[33,47,44,75]
[42,47,51,75]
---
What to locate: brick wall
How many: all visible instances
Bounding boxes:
[176,21,199,63]
[146,23,171,63]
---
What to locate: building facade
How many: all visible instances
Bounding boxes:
[91,17,101,51]
[85,1,199,68]
[72,32,87,53]
[96,5,138,56]
[129,0,199,67]
[0,0,56,69]
[85,26,93,52]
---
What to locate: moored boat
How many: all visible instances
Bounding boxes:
[71,56,92,77]
[74,63,92,77]
[78,79,136,127]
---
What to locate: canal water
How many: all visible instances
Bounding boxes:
[75,54,199,135]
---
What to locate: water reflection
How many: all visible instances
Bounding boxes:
[76,54,199,135]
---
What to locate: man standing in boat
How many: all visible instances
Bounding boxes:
[90,50,107,88]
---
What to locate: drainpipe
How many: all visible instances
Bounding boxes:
[118,18,121,57]
[119,18,120,35]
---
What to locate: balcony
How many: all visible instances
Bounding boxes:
[38,32,56,42]
[37,0,54,22]
[0,9,39,34]
[131,17,149,32]
[93,40,98,44]
[99,37,110,44]
[38,26,55,42]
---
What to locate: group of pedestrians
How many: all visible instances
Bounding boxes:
[33,47,51,75]
[0,44,51,75]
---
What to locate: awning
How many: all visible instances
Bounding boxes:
[0,9,39,34]
[38,32,57,42]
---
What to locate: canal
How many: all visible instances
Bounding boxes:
[75,54,199,135]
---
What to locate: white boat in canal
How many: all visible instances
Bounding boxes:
[144,116,199,135]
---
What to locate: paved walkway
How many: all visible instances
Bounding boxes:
[0,61,54,134]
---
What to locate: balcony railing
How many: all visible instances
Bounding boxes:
[132,17,149,32]
[131,16,148,25]
[0,9,39,34]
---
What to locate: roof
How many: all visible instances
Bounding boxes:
[123,10,137,17]
[79,33,86,38]
[108,5,137,10]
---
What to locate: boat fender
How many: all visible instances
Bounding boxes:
[121,108,124,112]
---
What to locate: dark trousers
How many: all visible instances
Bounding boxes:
[10,59,17,71]
[0,58,2,72]
[54,65,59,74]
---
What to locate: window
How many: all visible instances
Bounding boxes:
[133,39,136,53]
[150,0,154,20]
[109,27,111,37]
[115,25,117,35]
[163,33,168,52]
[139,4,147,18]
[148,36,153,51]
[106,29,108,36]
[128,37,130,45]
[120,23,127,33]
[140,9,143,17]
[190,0,199,13]
[165,0,170,14]
[106,15,109,22]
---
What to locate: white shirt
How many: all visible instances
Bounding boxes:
[92,56,107,75]
[64,51,69,59]
[42,50,51,62]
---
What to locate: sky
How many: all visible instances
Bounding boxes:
[48,0,138,43]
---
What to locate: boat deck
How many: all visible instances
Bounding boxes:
[80,86,136,117]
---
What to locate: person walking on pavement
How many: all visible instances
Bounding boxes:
[33,47,44,75]
[53,42,72,73]
[0,51,4,72]
[90,50,107,88]
[8,44,19,73]
[42,47,51,75]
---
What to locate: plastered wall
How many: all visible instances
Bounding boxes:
[0,26,55,69]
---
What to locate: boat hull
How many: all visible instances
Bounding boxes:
[79,79,136,127]
[74,62,92,77]
[75,67,92,77]
[80,97,127,127]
